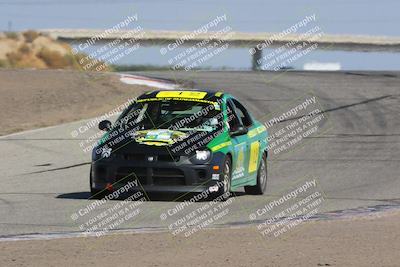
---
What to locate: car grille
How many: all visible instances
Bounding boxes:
[153,168,184,178]
[118,153,146,161]
[115,167,185,186]
[157,154,180,162]
[115,153,180,163]
[115,167,147,185]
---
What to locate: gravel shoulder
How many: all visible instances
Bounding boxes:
[0,69,147,136]
[1,210,399,267]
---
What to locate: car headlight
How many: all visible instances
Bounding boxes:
[196,150,210,160]
[191,149,211,163]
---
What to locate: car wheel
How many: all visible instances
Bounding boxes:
[90,167,106,199]
[217,156,232,200]
[244,153,267,195]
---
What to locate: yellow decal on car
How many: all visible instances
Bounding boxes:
[138,98,215,105]
[134,130,186,146]
[140,141,171,146]
[210,141,232,152]
[247,125,266,138]
[237,145,245,168]
[248,141,260,173]
[156,91,207,99]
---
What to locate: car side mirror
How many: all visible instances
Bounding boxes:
[230,126,248,136]
[98,120,112,131]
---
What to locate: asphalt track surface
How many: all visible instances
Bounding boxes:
[1,71,399,239]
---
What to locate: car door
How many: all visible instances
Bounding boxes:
[230,98,260,183]
[226,99,250,188]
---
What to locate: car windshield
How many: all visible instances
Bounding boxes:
[115,99,222,132]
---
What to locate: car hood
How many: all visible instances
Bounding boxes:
[95,128,225,157]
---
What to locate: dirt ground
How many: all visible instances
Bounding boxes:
[0,69,147,136]
[1,210,399,267]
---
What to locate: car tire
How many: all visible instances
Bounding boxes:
[90,167,106,199]
[244,153,267,195]
[216,156,232,200]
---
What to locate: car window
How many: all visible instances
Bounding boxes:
[231,99,253,127]
[116,100,221,132]
[226,100,242,131]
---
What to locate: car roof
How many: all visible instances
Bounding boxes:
[138,90,225,100]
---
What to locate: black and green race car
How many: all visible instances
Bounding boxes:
[90,90,268,198]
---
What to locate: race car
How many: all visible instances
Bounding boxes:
[90,90,268,199]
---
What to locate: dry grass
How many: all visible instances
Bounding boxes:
[23,30,40,42]
[4,32,18,40]
[0,59,9,68]
[38,48,70,68]
[19,43,31,54]
[0,30,109,71]
[6,51,22,66]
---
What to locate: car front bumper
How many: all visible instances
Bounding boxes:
[91,151,225,193]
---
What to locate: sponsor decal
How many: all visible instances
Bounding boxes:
[134,129,187,146]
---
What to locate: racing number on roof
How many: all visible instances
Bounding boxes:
[248,141,260,173]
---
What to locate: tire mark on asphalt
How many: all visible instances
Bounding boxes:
[22,162,90,175]
[280,94,394,123]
